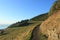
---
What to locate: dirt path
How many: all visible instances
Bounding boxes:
[30,24,41,40]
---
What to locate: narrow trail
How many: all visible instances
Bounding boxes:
[30,24,41,40]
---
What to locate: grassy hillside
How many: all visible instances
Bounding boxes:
[31,13,48,21]
[0,18,48,40]
[0,8,49,40]
[0,21,42,40]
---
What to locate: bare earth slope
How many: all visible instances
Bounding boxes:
[40,10,60,40]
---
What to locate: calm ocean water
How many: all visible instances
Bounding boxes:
[0,24,10,29]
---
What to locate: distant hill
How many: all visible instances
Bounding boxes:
[8,13,49,28]
[31,13,48,21]
[8,20,30,28]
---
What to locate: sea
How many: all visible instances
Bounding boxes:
[0,24,10,29]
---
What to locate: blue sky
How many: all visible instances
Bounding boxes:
[0,0,55,24]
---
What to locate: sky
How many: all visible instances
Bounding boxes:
[0,0,56,24]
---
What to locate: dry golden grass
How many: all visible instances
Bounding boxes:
[0,22,41,40]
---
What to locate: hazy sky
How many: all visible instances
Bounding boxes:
[0,0,55,24]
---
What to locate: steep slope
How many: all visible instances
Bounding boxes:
[40,5,60,40]
[40,10,60,40]
[40,0,60,40]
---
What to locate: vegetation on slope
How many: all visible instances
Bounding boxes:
[0,21,41,40]
[49,0,60,16]
[8,19,29,28]
[0,20,48,40]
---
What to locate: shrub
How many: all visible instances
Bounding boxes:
[8,19,29,28]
